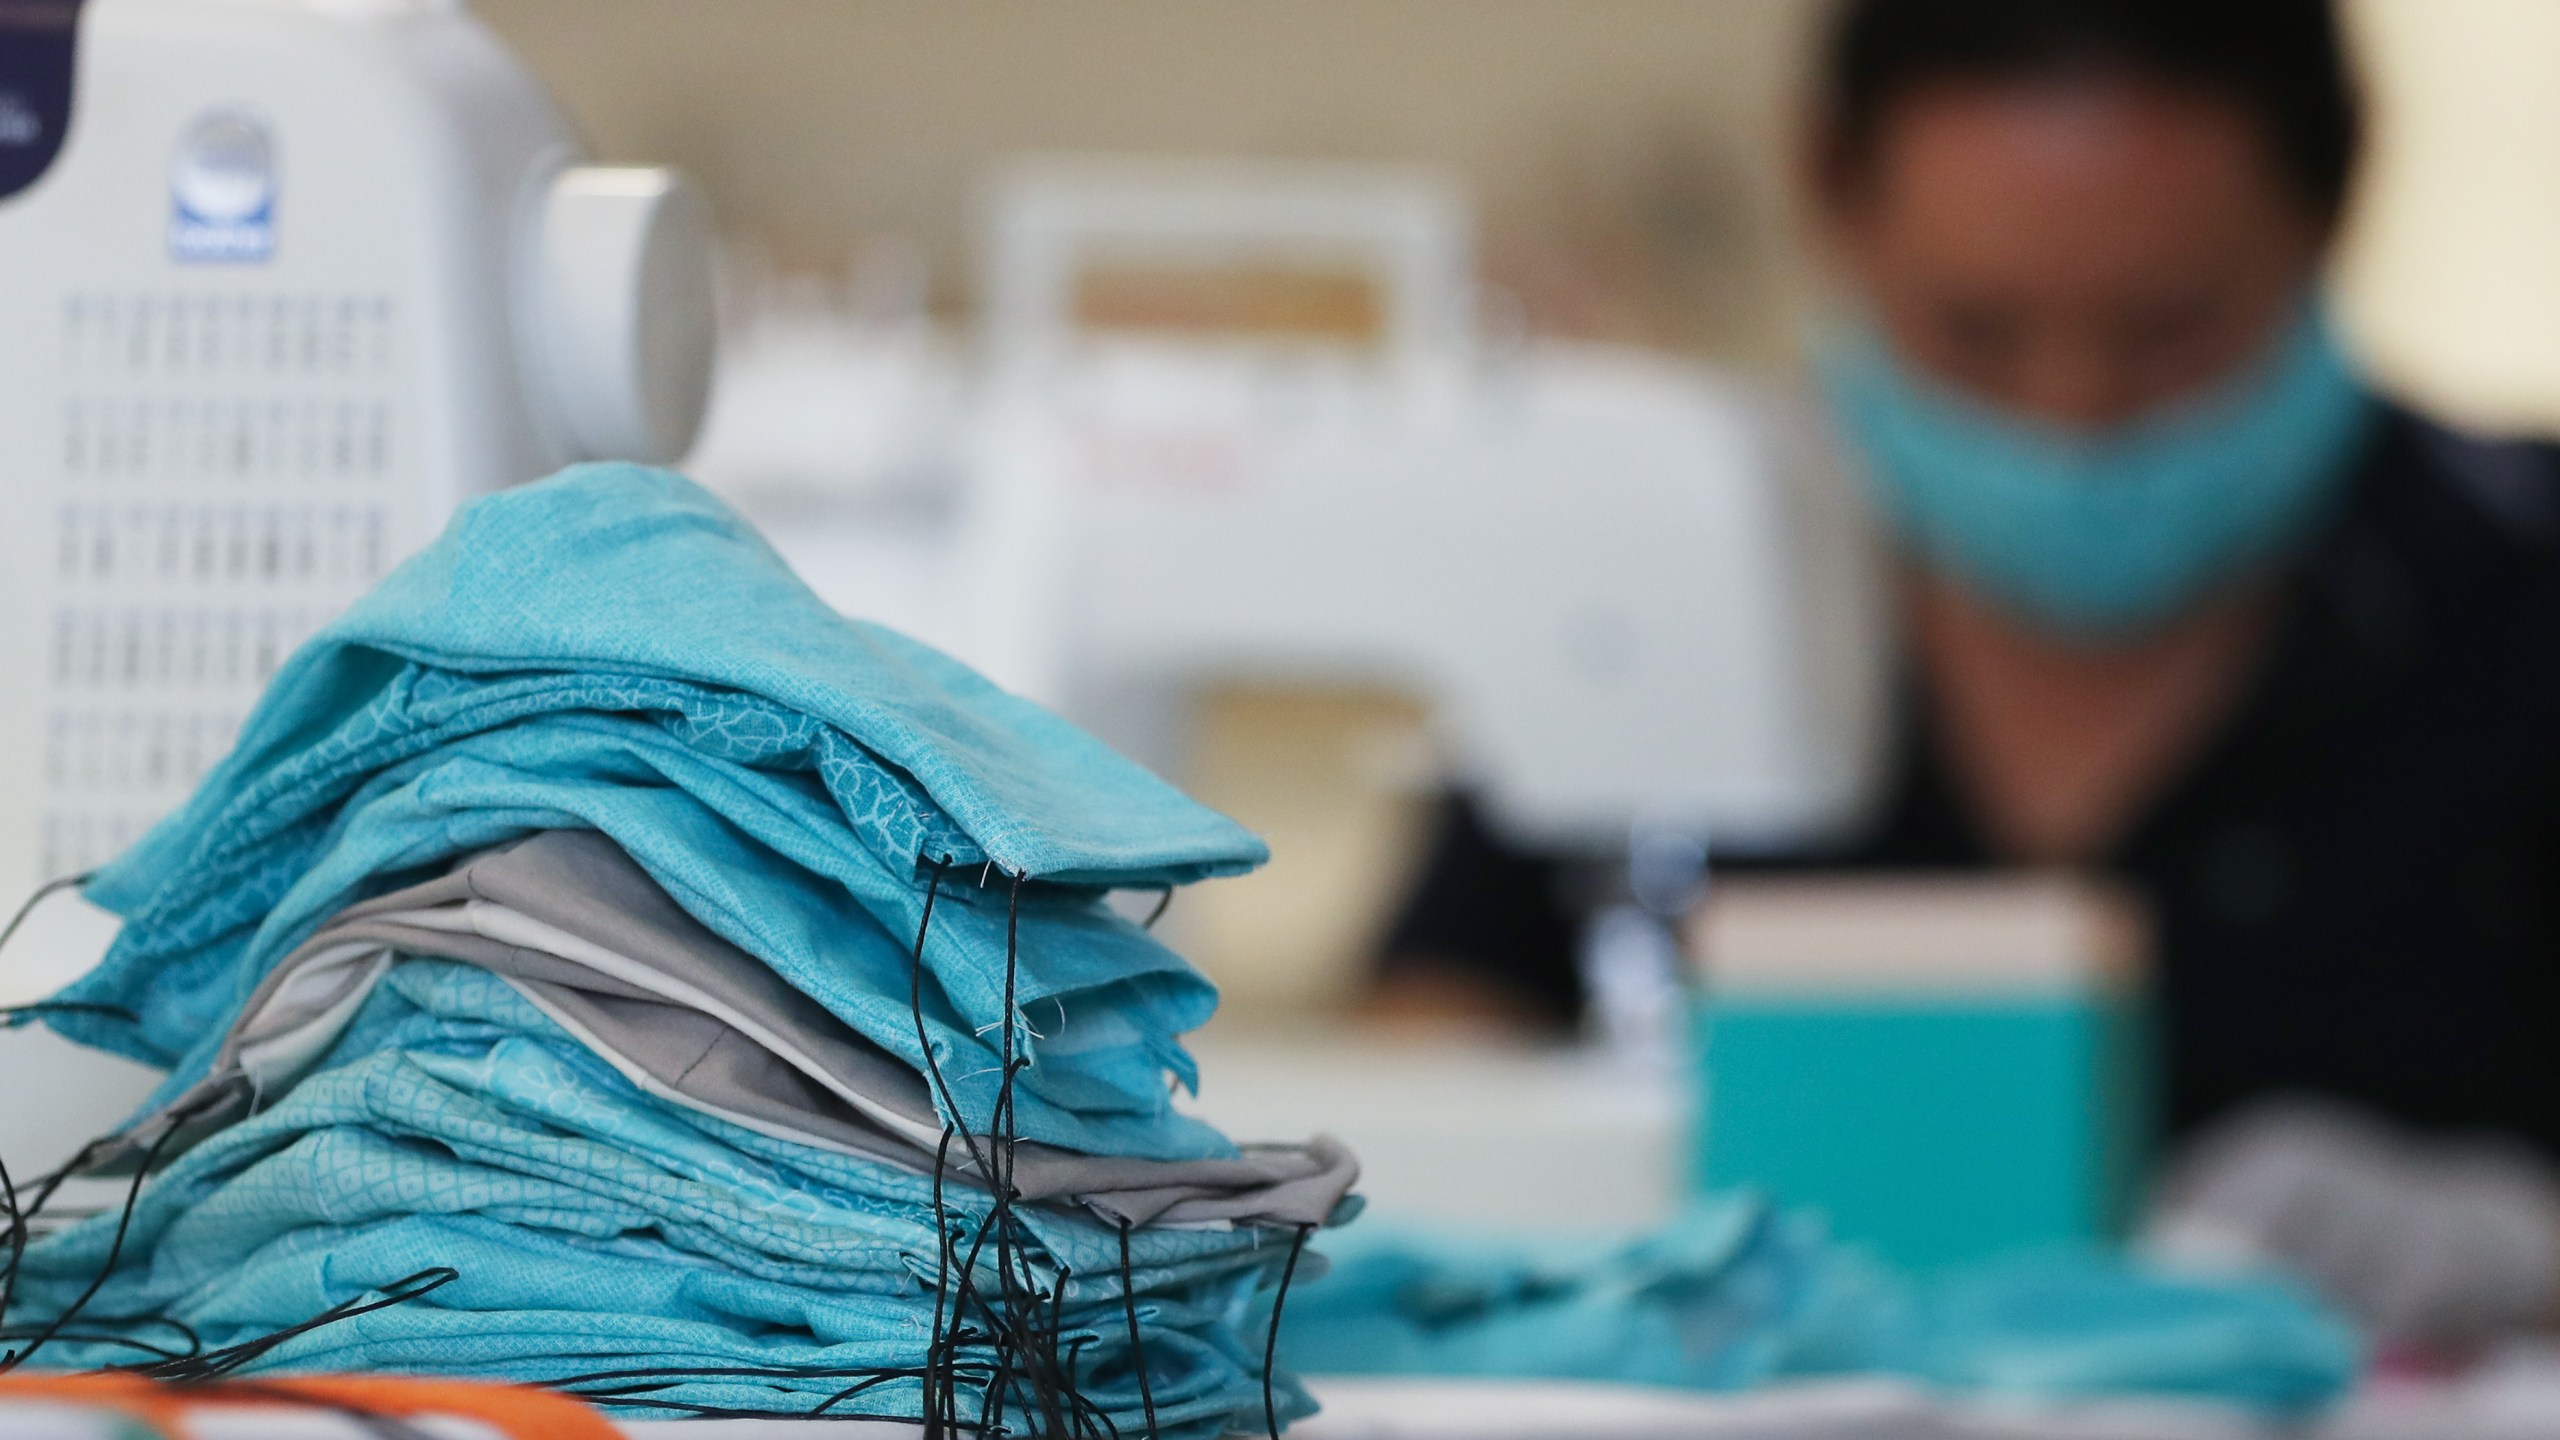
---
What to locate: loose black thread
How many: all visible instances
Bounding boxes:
[2,1136,134,1361]
[0,866,1320,1434]
[1263,1225,1315,1440]
[0,872,90,963]
[0,879,901,1410]
[0,1001,139,1025]
[0,1122,163,1337]
[0,1150,21,1346]
[906,861,1056,1438]
[1116,1221,1160,1440]
[901,862,1139,1440]
[0,1087,243,1374]
[0,871,115,1352]
[1141,889,1173,931]
[983,874,1092,1440]
[295,861,1278,1432]
[987,872,1067,1440]
[924,1122,961,1430]
[3,859,1043,1414]
[911,857,998,1439]
[0,1118,463,1398]
[547,1360,947,1407]
[125,1266,459,1382]
[906,856,1025,1434]
[0,879,463,1388]
[0,1088,218,1374]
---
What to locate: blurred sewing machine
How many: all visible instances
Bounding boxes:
[695,165,2180,1260]
[705,160,1895,1035]
[0,0,715,1168]
[728,159,1891,851]
[689,158,1904,1231]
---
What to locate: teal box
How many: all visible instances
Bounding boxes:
[1691,877,2151,1274]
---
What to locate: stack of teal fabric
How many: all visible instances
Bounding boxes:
[10,466,1357,1434]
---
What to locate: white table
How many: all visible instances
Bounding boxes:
[1291,1362,2560,1440]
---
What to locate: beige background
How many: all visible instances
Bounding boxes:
[475,0,1826,363]
[477,0,2560,433]
[481,0,2560,430]
[2331,0,2560,435]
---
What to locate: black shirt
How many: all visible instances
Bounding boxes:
[1381,405,2560,1152]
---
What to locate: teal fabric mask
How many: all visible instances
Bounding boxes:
[1276,1205,2359,1416]
[1815,307,2376,640]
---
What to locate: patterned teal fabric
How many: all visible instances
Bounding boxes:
[18,965,1312,1434]
[100,462,1266,893]
[18,466,1320,1429]
[52,465,1264,1159]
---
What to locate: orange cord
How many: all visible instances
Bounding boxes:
[0,1372,619,1439]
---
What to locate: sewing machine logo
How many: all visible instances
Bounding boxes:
[169,108,275,263]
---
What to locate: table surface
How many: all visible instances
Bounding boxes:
[0,1363,2549,1437]
[1279,1365,2560,1440]
[605,1358,2560,1439]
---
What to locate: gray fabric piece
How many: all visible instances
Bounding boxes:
[114,830,1357,1230]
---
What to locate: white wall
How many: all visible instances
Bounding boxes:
[2336,0,2560,437]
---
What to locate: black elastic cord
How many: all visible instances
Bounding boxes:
[909,858,996,1185]
[1262,1225,1315,1440]
[0,873,91,962]
[0,854,1264,1437]
[0,1136,101,1346]
[0,873,118,1356]
[909,857,1077,1435]
[990,872,1067,1440]
[809,1366,921,1417]
[0,1095,208,1373]
[0,1001,137,1025]
[128,1266,458,1382]
[0,1146,19,1344]
[923,1124,959,1437]
[0,1135,126,1343]
[909,855,1012,1432]
[1116,1221,1159,1440]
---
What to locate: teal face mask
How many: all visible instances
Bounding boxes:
[1815,307,2375,641]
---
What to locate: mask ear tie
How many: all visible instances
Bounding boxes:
[1,1085,226,1374]
[1262,1224,1316,1440]
[1117,1220,1160,1440]
[0,873,90,962]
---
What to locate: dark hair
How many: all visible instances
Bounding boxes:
[1820,0,2362,214]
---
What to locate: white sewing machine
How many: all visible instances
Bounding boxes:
[0,0,716,894]
[962,162,1891,856]
[710,161,1895,1108]
[0,0,716,1167]
[733,160,1894,863]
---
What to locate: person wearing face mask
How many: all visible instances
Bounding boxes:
[1375,0,2560,1348]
